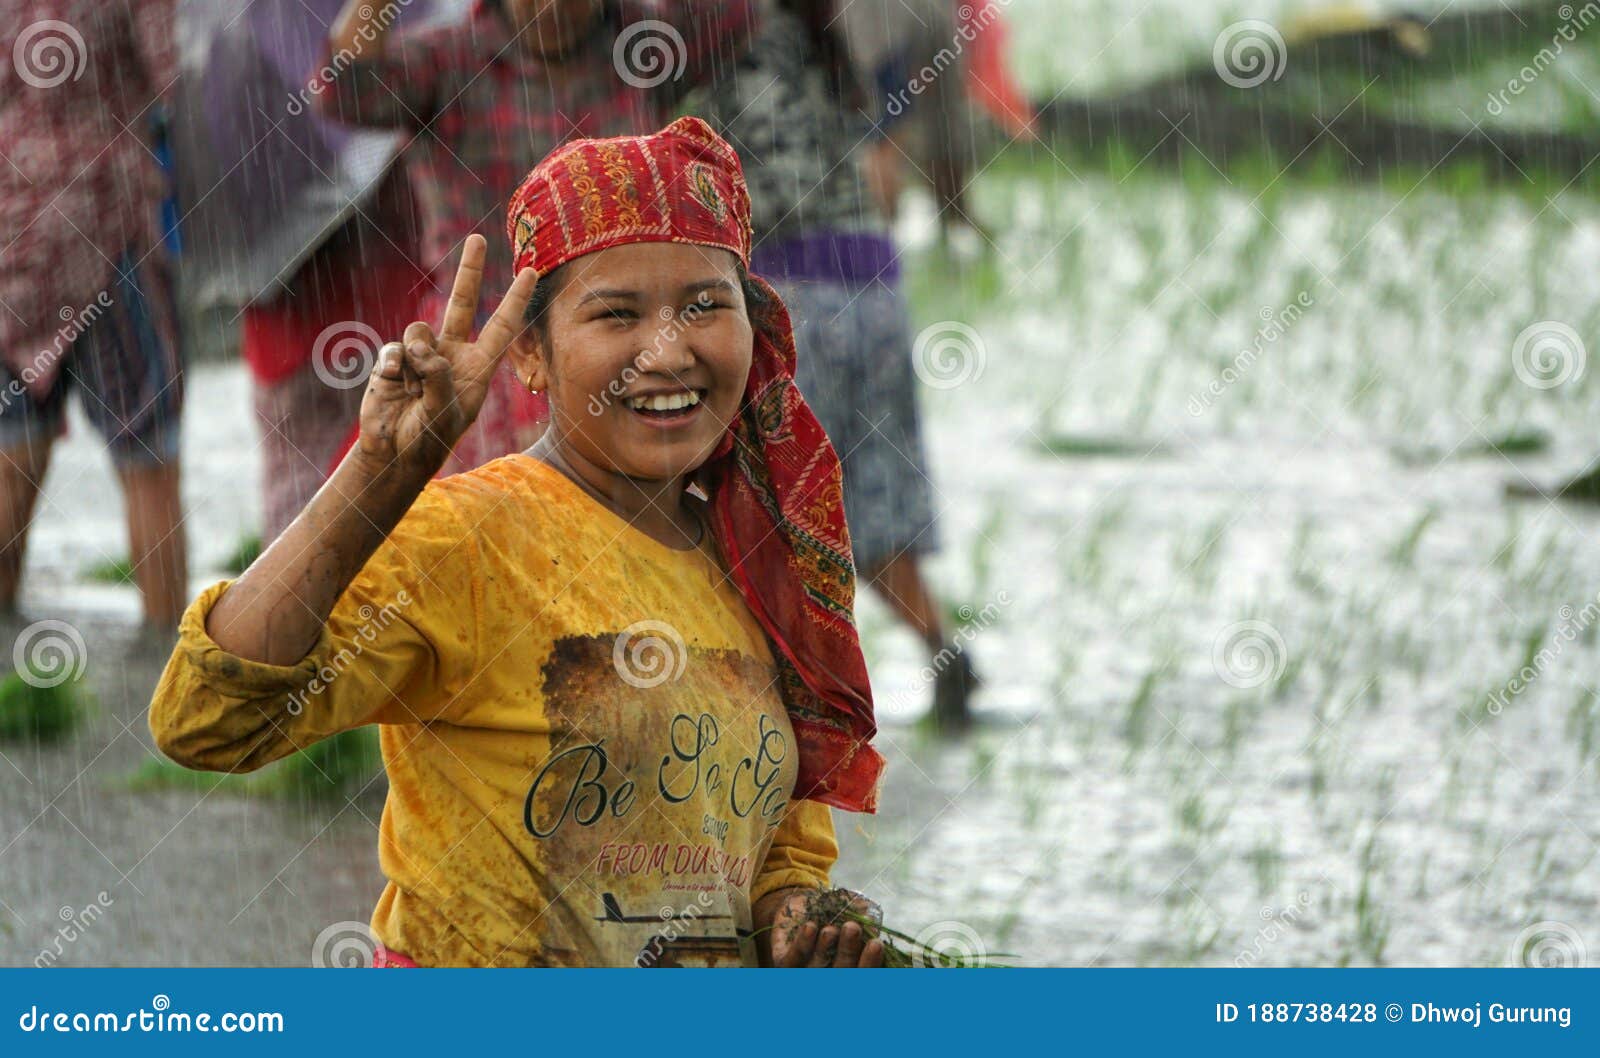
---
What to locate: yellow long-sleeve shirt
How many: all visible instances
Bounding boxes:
[148,454,837,967]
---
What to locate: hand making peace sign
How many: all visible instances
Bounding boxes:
[358,234,538,475]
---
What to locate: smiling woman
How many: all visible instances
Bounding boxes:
[146,117,886,968]
[509,243,756,505]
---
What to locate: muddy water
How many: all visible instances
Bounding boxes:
[826,163,1600,966]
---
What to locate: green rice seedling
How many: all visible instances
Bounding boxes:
[1388,506,1437,566]
[82,555,134,585]
[1034,431,1163,459]
[1412,851,1431,899]
[1371,765,1398,820]
[1064,495,1131,592]
[122,757,253,795]
[1440,750,1465,821]
[1289,520,1332,598]
[992,850,1059,949]
[1126,356,1170,435]
[1457,684,1498,731]
[0,669,86,741]
[1219,696,1254,759]
[1349,826,1391,966]
[1270,645,1306,704]
[1467,429,1551,458]
[1527,835,1559,895]
[126,728,382,800]
[1566,689,1598,770]
[268,728,383,797]
[1173,895,1224,964]
[1122,661,1169,757]
[1173,514,1229,595]
[223,533,263,576]
[1173,787,1227,844]
[967,740,999,787]
[1454,624,1554,729]
[1246,835,1283,898]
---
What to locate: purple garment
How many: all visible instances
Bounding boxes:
[750,231,901,287]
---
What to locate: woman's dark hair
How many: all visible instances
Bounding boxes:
[522,260,777,352]
[777,0,863,107]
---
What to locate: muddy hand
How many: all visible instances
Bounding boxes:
[768,889,884,968]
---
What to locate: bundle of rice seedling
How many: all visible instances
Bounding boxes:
[0,670,85,741]
[775,887,1012,968]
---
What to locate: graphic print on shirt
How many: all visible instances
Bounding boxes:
[527,633,796,967]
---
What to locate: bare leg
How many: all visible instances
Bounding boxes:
[0,439,54,613]
[864,553,946,652]
[116,460,188,630]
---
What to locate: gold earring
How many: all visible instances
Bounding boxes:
[524,375,539,395]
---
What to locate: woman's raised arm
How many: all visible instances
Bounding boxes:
[204,236,536,666]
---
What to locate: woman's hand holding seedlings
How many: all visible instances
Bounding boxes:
[755,887,886,968]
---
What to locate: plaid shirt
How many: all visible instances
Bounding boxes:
[313,0,756,318]
[0,0,176,396]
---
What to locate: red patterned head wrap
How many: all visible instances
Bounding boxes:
[505,117,884,813]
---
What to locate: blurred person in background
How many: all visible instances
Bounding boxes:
[0,1,187,631]
[839,0,981,245]
[241,177,425,544]
[697,0,979,731]
[313,0,756,474]
[169,0,437,545]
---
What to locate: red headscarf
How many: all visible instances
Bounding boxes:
[505,116,884,813]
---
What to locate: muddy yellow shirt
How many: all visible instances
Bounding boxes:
[148,455,837,967]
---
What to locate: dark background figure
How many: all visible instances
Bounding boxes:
[0,0,188,632]
[839,0,990,246]
[169,0,440,544]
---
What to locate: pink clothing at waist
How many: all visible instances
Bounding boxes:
[373,943,419,968]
